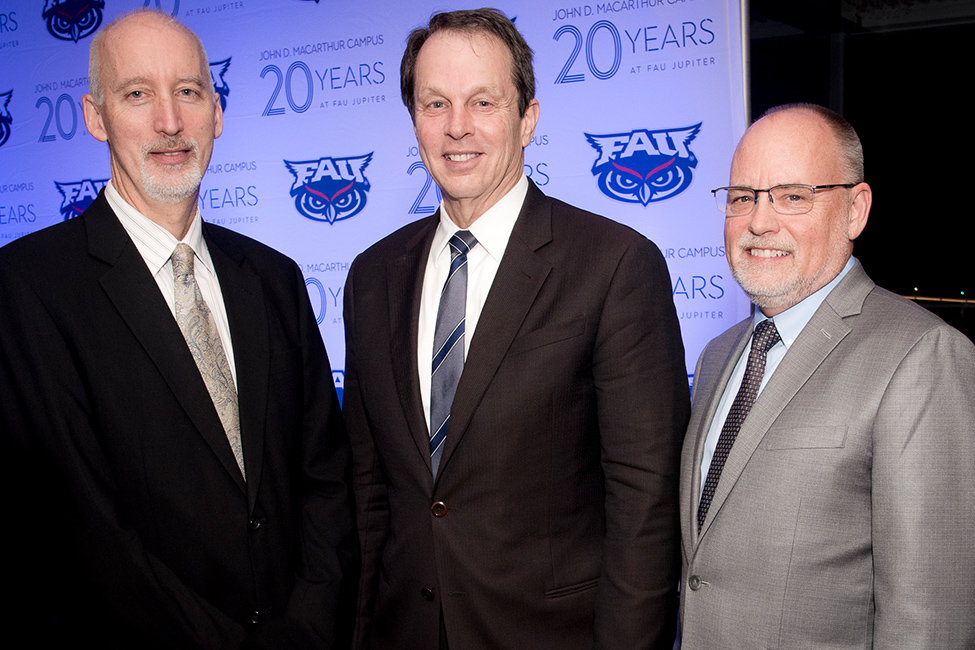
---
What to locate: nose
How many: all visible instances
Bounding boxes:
[154,95,184,136]
[445,105,473,140]
[747,191,781,236]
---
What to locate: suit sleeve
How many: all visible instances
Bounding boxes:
[590,237,690,650]
[249,260,359,650]
[0,256,248,650]
[341,261,391,650]
[871,324,975,648]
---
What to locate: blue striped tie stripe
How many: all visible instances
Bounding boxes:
[429,230,477,480]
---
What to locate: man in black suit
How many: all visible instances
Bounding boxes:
[343,9,689,650]
[0,10,356,649]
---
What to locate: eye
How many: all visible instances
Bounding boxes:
[129,90,143,98]
[774,185,813,204]
[727,190,754,205]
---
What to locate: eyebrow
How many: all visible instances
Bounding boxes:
[113,75,208,92]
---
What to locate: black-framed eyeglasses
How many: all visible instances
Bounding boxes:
[712,184,856,217]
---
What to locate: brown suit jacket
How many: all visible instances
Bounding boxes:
[344,181,689,650]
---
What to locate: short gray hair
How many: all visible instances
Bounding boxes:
[760,103,865,184]
[88,9,211,106]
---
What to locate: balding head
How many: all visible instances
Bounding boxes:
[724,104,872,315]
[88,10,211,106]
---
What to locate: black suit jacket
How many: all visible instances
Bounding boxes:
[0,192,357,649]
[343,181,689,650]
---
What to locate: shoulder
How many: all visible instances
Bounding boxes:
[0,219,92,300]
[528,192,667,276]
[0,217,86,267]
[204,222,301,277]
[855,285,975,359]
[549,193,652,246]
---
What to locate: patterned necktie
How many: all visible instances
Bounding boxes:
[697,319,780,529]
[172,243,245,479]
[429,231,478,480]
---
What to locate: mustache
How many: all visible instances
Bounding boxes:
[735,233,793,254]
[141,136,198,157]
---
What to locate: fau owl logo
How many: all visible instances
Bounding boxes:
[586,123,701,206]
[55,178,108,220]
[285,154,373,224]
[43,0,105,42]
[0,90,12,149]
[210,58,231,113]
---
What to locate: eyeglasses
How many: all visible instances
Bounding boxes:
[712,184,856,217]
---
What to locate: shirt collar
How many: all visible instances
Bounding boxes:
[756,256,855,348]
[432,175,528,268]
[105,179,212,274]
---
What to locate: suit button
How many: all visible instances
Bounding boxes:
[431,501,447,517]
[420,587,435,601]
[688,575,702,591]
[249,518,263,530]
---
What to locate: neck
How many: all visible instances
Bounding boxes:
[442,174,523,229]
[145,198,199,240]
[112,180,199,240]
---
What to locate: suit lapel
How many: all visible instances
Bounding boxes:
[697,263,873,538]
[206,225,269,510]
[387,217,438,475]
[682,320,750,545]
[86,195,247,494]
[439,182,553,479]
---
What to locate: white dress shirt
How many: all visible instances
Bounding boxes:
[106,180,237,387]
[417,175,529,432]
[698,256,855,497]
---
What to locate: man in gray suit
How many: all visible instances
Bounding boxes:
[680,103,975,648]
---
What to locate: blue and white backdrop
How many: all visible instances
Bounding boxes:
[0,0,749,394]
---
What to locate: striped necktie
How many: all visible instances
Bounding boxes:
[429,231,477,480]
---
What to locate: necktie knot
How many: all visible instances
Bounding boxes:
[449,230,478,259]
[172,243,195,280]
[752,319,781,355]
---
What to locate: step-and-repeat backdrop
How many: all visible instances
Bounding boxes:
[0,0,749,393]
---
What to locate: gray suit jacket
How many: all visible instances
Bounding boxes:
[679,259,975,649]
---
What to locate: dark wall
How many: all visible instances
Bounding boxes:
[748,0,972,339]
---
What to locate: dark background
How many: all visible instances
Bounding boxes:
[748,0,972,339]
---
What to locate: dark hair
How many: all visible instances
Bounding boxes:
[400,7,535,121]
[761,103,865,183]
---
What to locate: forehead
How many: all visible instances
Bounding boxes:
[415,29,513,89]
[731,110,843,185]
[99,16,204,83]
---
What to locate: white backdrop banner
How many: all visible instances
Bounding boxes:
[0,0,751,394]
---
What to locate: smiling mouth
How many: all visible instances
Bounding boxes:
[444,153,479,162]
[749,248,790,258]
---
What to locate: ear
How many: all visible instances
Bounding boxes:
[847,182,871,240]
[520,98,540,148]
[213,96,224,139]
[82,94,108,143]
